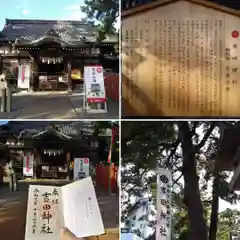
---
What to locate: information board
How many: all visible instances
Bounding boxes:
[73,158,90,180]
[122,1,240,116]
[84,65,107,113]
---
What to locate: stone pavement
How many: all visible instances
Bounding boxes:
[0,179,119,240]
[0,91,119,119]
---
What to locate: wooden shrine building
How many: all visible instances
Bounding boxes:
[0,121,114,179]
[0,19,118,91]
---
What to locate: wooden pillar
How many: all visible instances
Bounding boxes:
[67,58,72,93]
[33,150,39,179]
[66,151,70,180]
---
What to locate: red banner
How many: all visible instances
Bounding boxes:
[21,65,25,83]
[107,127,117,163]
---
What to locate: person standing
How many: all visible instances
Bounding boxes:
[5,159,18,192]
[69,161,74,180]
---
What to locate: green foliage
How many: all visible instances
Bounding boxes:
[217,208,240,239]
[121,121,240,239]
[94,121,119,164]
[81,0,119,37]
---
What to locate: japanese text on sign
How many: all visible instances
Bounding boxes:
[25,185,63,240]
[122,4,240,116]
[156,168,172,240]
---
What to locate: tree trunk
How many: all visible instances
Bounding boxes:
[209,174,219,240]
[179,123,208,240]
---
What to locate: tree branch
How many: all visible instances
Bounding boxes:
[195,122,216,151]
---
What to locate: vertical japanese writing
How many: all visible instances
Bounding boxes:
[168,20,174,110]
[159,20,164,109]
[156,168,172,240]
[209,20,213,114]
[80,160,83,172]
[213,20,218,115]
[204,20,208,114]
[39,188,59,235]
[40,191,53,234]
[154,19,158,108]
[32,188,39,234]
[186,20,190,112]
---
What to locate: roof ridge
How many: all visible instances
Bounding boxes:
[122,0,240,18]
[5,18,89,25]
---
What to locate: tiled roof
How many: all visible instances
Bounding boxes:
[5,121,95,138]
[0,19,117,46]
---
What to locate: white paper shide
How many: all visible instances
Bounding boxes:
[156,168,172,240]
[25,177,105,240]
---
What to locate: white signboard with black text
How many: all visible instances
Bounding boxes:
[156,168,172,240]
[25,177,104,240]
[74,158,90,180]
[18,63,31,89]
[23,152,34,177]
[84,65,107,113]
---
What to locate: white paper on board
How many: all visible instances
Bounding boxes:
[25,185,64,240]
[61,177,105,238]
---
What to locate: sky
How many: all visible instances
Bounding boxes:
[0,0,120,30]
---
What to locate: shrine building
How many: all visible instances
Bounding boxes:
[0,121,118,179]
[0,19,118,92]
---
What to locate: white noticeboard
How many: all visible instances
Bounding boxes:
[84,65,107,113]
[18,63,31,89]
[74,158,90,180]
[156,168,172,240]
[23,152,34,177]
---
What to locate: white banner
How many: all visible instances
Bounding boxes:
[23,152,34,177]
[156,168,172,240]
[18,63,31,89]
[84,65,106,103]
[73,158,90,180]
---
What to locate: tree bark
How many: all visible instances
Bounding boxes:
[208,174,219,240]
[179,122,208,240]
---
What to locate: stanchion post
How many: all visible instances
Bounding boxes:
[1,88,6,112]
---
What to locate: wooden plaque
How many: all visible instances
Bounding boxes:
[122,0,240,117]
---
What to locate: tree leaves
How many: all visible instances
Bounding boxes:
[81,0,119,36]
[121,121,240,239]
